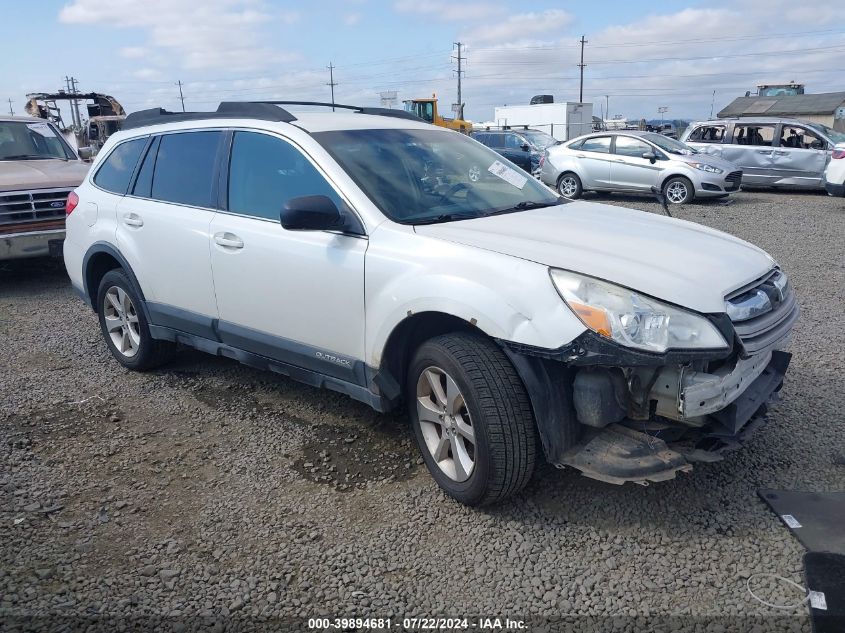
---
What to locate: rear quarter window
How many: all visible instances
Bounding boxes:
[93,138,147,194]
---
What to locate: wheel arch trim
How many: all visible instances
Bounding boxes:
[82,242,151,323]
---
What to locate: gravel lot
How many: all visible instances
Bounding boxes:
[1,189,843,631]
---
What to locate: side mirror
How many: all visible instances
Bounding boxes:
[642,151,657,164]
[280,195,342,231]
[521,143,531,152]
[78,147,93,160]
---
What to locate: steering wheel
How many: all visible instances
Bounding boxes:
[437,182,470,204]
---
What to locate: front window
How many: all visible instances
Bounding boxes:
[314,128,562,225]
[806,122,845,144]
[0,120,75,161]
[640,132,697,155]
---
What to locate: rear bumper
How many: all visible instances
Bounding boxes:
[825,180,845,197]
[0,229,65,261]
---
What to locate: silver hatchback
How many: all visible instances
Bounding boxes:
[540,131,742,204]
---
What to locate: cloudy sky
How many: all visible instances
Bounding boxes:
[2,0,843,123]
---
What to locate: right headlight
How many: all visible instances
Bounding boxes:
[550,269,728,353]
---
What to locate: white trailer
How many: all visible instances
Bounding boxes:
[491,102,593,142]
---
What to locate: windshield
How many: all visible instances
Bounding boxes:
[0,121,75,161]
[806,122,845,144]
[640,132,697,155]
[314,128,562,225]
[521,130,558,149]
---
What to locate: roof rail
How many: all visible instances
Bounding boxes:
[256,101,425,122]
[122,100,425,131]
[123,102,297,130]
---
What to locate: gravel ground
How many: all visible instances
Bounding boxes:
[1,189,844,631]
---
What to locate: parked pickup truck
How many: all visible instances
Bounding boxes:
[1,115,90,260]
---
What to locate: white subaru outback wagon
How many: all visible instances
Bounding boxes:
[64,102,798,506]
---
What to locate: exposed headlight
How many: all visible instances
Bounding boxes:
[550,269,728,353]
[690,162,723,174]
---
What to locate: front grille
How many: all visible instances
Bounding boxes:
[726,269,798,356]
[0,187,71,227]
[725,170,742,190]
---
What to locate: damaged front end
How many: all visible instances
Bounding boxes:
[504,269,799,485]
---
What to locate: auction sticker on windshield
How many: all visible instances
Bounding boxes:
[488,160,527,189]
[26,123,57,138]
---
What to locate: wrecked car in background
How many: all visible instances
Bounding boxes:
[1,115,89,260]
[682,117,845,189]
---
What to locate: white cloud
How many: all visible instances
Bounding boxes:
[393,0,504,22]
[59,0,294,72]
[344,13,361,26]
[133,68,163,80]
[461,9,573,45]
[120,46,147,59]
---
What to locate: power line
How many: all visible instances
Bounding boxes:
[327,63,338,111]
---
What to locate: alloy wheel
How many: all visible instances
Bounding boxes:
[416,366,476,482]
[666,181,689,204]
[103,286,141,358]
[559,175,579,197]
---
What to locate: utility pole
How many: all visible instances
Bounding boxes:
[327,63,338,111]
[577,35,587,103]
[176,80,186,112]
[605,95,609,120]
[658,106,668,125]
[709,90,716,119]
[7,98,13,116]
[64,76,80,128]
[70,77,83,129]
[452,42,464,120]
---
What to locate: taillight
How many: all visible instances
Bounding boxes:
[539,153,546,168]
[66,191,79,215]
[832,149,845,159]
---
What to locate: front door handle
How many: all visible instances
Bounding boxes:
[774,150,789,156]
[756,149,772,154]
[122,213,143,228]
[213,232,244,249]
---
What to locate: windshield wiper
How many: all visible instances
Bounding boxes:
[1,154,62,161]
[485,200,562,217]
[411,212,481,225]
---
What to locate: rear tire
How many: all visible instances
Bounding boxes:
[96,269,175,371]
[557,172,583,199]
[663,175,694,205]
[407,332,537,506]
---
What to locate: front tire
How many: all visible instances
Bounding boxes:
[407,333,537,506]
[96,269,174,371]
[663,176,694,205]
[557,172,583,199]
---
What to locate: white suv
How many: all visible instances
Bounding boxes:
[64,102,798,505]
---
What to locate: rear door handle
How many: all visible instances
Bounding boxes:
[213,232,244,249]
[756,149,773,154]
[122,213,143,228]
[774,151,789,156]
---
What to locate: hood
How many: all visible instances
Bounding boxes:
[414,202,775,313]
[681,153,738,172]
[0,159,90,193]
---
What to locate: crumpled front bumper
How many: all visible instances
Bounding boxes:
[558,350,791,485]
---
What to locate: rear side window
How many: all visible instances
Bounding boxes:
[93,138,147,194]
[732,124,775,147]
[580,136,611,153]
[227,131,343,222]
[688,125,725,143]
[152,131,222,207]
